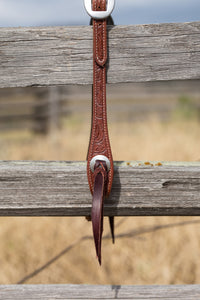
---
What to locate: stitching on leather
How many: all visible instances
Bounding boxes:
[95,21,107,66]
[88,0,113,196]
[94,0,107,66]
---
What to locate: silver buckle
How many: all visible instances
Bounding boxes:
[84,0,115,19]
[90,155,111,172]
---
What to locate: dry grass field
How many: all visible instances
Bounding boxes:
[0,114,200,285]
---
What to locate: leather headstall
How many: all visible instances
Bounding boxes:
[85,0,115,265]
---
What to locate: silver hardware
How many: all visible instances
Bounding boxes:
[84,0,115,19]
[90,155,111,172]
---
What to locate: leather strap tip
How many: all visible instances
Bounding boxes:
[98,256,102,266]
[109,216,115,244]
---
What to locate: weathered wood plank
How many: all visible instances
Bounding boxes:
[0,22,200,88]
[0,161,200,216]
[0,284,200,299]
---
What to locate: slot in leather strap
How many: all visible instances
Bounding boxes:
[87,0,114,264]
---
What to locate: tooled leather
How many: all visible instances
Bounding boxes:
[87,0,114,197]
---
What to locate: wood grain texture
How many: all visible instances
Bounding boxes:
[0,22,200,88]
[0,284,200,299]
[0,161,200,216]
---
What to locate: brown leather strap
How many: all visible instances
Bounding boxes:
[87,0,114,196]
[91,160,107,265]
[87,0,114,265]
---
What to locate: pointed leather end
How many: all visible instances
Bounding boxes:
[98,254,102,266]
[109,216,115,244]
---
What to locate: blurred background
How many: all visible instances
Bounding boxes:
[0,0,200,286]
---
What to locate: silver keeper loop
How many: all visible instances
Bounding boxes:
[84,0,115,19]
[90,155,111,173]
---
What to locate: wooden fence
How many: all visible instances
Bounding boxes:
[1,81,200,132]
[0,21,200,299]
[0,87,67,133]
[0,80,200,132]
